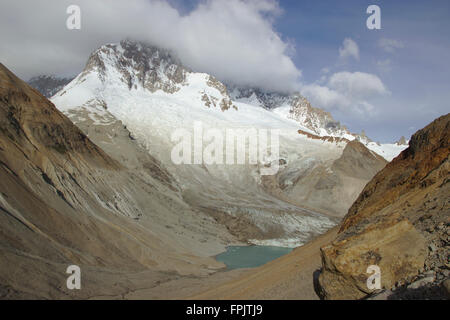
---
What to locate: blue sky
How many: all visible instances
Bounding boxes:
[270,0,450,141]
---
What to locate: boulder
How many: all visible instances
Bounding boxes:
[318,215,427,299]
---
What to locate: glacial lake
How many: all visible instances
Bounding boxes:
[215,245,293,270]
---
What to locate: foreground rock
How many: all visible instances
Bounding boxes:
[318,114,450,300]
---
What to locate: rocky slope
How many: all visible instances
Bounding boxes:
[0,63,240,299]
[317,114,450,299]
[228,85,291,110]
[261,139,387,217]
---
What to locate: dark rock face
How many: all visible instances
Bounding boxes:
[227,85,291,109]
[318,113,450,300]
[27,75,73,98]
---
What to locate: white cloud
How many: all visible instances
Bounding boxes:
[378,38,404,53]
[301,84,349,109]
[328,71,389,98]
[339,38,359,61]
[0,0,301,92]
[301,71,388,115]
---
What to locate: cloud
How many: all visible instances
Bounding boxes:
[339,38,359,61]
[301,84,349,110]
[0,0,301,92]
[301,71,388,115]
[328,71,389,98]
[378,38,404,53]
[376,59,392,73]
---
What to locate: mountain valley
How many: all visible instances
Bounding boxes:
[2,39,438,300]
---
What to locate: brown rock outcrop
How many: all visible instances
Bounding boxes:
[0,63,118,171]
[297,129,350,144]
[318,113,450,299]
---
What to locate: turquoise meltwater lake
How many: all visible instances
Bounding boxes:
[215,245,294,270]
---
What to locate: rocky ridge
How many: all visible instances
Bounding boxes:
[228,85,371,143]
[317,114,450,299]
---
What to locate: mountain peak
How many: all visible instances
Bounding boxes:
[228,85,292,109]
[82,40,189,93]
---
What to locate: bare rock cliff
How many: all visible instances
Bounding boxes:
[317,113,450,299]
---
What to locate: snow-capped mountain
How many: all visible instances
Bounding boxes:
[228,85,347,136]
[75,40,235,111]
[52,40,404,246]
[28,75,73,98]
[228,85,407,161]
[53,40,405,161]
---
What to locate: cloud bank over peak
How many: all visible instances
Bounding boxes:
[168,0,301,92]
[0,0,301,93]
